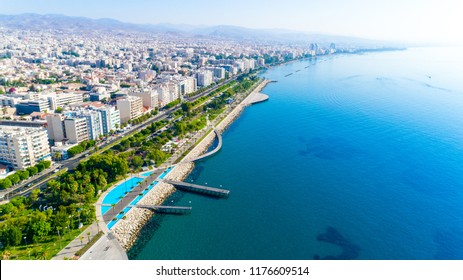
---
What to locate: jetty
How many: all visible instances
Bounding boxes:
[100,204,192,215]
[163,179,230,197]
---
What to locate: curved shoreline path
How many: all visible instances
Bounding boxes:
[189,129,223,162]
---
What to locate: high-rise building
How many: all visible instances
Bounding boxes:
[116,96,143,123]
[77,111,103,140]
[64,117,89,144]
[0,125,51,169]
[155,85,171,108]
[196,70,213,87]
[128,89,159,110]
[98,106,121,135]
[205,67,226,79]
[46,114,66,142]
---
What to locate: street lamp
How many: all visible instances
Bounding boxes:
[57,228,62,249]
[23,236,30,260]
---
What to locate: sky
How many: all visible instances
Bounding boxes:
[1,0,463,44]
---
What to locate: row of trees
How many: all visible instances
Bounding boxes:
[66,140,97,158]
[0,161,51,190]
[128,109,158,126]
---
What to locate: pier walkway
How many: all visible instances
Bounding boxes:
[163,179,230,197]
[189,129,223,162]
[100,204,192,214]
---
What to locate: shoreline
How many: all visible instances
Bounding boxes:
[111,79,271,252]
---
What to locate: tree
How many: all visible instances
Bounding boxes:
[16,170,29,180]
[0,225,22,247]
[7,174,20,185]
[130,156,144,170]
[41,160,51,169]
[27,166,38,176]
[36,162,45,173]
[0,178,12,189]
[181,102,193,114]
[55,107,63,113]
[30,189,40,202]
[54,152,62,161]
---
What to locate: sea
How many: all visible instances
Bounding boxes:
[129,47,463,260]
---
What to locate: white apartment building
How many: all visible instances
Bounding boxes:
[0,95,22,107]
[178,77,197,95]
[47,92,83,110]
[98,106,121,135]
[196,70,213,87]
[76,110,103,141]
[205,67,226,79]
[0,125,51,169]
[64,117,89,144]
[116,96,143,123]
[46,114,66,142]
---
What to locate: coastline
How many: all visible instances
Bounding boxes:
[111,79,271,251]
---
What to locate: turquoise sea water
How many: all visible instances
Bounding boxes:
[129,47,463,260]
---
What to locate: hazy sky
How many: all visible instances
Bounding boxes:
[2,0,462,43]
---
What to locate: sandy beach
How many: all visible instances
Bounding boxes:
[111,79,270,250]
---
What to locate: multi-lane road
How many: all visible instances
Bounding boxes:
[0,75,238,203]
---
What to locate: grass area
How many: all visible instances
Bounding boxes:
[2,225,89,260]
[75,231,104,257]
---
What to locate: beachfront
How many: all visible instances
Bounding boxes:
[110,79,271,251]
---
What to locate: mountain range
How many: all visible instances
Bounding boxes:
[0,13,399,47]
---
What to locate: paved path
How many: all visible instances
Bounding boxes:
[51,222,102,260]
[79,232,128,260]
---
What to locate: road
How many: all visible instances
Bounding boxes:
[0,75,238,203]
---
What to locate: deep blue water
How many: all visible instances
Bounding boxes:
[130,47,463,260]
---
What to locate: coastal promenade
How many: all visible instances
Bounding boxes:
[73,78,271,258]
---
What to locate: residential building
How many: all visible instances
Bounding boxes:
[128,89,159,110]
[47,92,83,110]
[64,117,89,144]
[98,106,121,135]
[116,96,143,123]
[77,110,103,140]
[0,125,51,169]
[46,114,66,142]
[196,70,213,87]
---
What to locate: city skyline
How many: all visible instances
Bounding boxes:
[1,0,462,44]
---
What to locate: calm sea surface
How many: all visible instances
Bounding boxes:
[130,47,463,260]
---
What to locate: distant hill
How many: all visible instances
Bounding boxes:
[0,13,399,47]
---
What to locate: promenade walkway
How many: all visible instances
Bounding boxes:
[189,129,223,162]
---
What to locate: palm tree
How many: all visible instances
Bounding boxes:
[2,250,11,260]
[54,152,62,161]
[37,250,48,260]
[86,232,91,243]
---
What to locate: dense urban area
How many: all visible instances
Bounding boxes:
[0,21,355,259]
